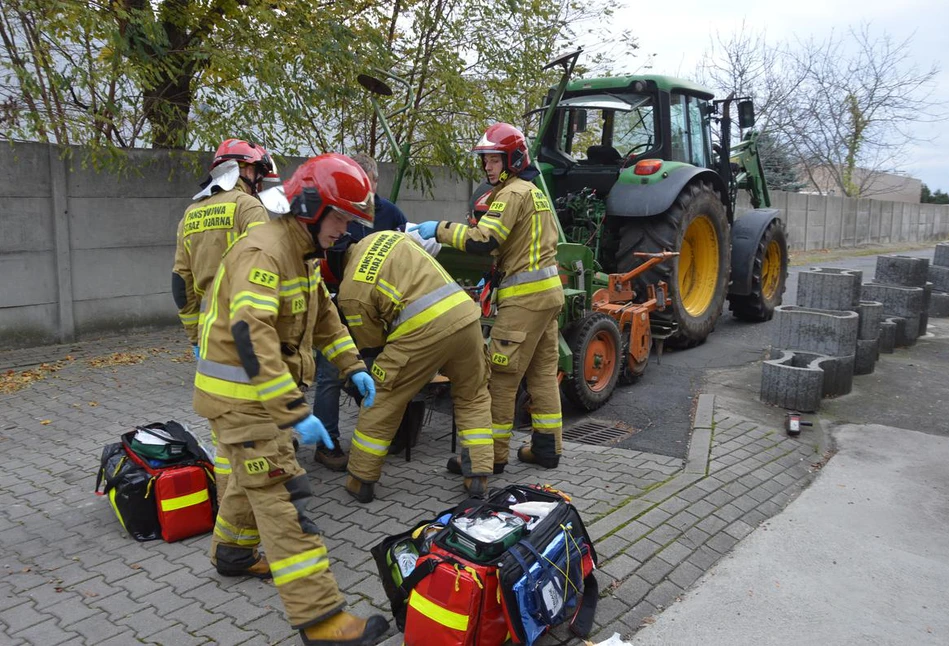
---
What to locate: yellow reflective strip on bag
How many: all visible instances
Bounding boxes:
[160,488,209,512]
[496,275,561,299]
[108,489,129,533]
[408,592,469,631]
[387,290,470,341]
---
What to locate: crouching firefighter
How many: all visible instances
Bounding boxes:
[193,152,388,646]
[323,229,494,502]
[414,123,566,472]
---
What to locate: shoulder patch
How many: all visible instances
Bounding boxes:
[353,233,403,284]
[489,201,507,213]
[183,201,237,237]
[531,189,551,212]
[248,268,278,289]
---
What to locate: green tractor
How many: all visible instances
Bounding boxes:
[521,49,788,348]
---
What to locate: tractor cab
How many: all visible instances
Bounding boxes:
[537,77,717,203]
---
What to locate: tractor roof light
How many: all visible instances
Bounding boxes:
[634,159,663,175]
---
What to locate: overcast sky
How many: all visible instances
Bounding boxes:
[606,0,949,191]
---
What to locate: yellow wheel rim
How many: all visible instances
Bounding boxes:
[679,215,720,316]
[761,239,782,301]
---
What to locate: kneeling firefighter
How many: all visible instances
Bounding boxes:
[193,153,388,645]
[322,229,494,502]
[414,123,565,472]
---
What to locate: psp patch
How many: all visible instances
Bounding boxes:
[492,352,509,366]
[249,268,278,289]
[244,457,269,475]
[489,200,507,213]
[371,363,387,382]
[531,189,551,212]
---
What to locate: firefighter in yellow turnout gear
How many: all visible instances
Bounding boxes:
[194,153,388,646]
[173,139,274,503]
[414,123,565,471]
[328,230,493,502]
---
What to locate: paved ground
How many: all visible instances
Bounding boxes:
[0,242,941,645]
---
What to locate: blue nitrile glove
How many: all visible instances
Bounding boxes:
[192,345,200,360]
[412,221,439,240]
[351,370,376,408]
[293,414,334,449]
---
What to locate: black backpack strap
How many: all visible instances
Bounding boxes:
[399,555,443,596]
[569,569,599,637]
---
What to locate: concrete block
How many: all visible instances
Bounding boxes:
[896,315,919,347]
[760,350,824,412]
[857,300,883,341]
[854,337,878,375]
[930,291,949,318]
[920,283,931,336]
[878,318,898,353]
[874,255,929,287]
[928,265,949,292]
[860,283,925,318]
[773,305,859,357]
[934,242,949,267]
[814,353,854,398]
[797,267,862,310]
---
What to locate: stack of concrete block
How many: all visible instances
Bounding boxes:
[760,303,859,412]
[863,255,928,348]
[929,242,949,318]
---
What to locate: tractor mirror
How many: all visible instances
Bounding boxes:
[575,110,587,133]
[737,100,756,128]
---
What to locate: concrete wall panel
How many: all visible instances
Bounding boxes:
[0,303,59,347]
[855,199,871,245]
[805,195,826,250]
[71,247,175,301]
[73,293,178,337]
[824,196,844,248]
[1,142,52,197]
[879,201,893,244]
[0,252,58,307]
[785,192,808,251]
[869,200,882,243]
[68,197,192,249]
[0,197,55,253]
[840,198,858,247]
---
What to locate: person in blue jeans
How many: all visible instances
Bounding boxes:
[312,153,408,471]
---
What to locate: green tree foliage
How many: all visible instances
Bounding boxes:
[0,0,636,181]
[921,183,949,204]
[757,131,804,192]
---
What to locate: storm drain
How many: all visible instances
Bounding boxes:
[563,420,637,446]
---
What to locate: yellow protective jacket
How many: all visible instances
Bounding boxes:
[336,231,480,360]
[435,175,564,311]
[193,216,364,437]
[172,183,269,344]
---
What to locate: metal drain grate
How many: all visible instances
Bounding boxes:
[563,420,637,446]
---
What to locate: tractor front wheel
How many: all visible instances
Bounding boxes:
[616,182,730,348]
[563,313,622,411]
[727,219,788,321]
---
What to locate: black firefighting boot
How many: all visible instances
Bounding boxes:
[299,611,389,646]
[446,455,506,475]
[517,446,560,470]
[213,546,273,580]
[464,476,488,498]
[344,475,375,503]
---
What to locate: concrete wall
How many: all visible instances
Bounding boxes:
[736,190,949,252]
[2,142,947,349]
[0,143,474,350]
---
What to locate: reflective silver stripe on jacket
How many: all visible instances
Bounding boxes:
[499,264,558,288]
[197,358,251,383]
[390,282,464,329]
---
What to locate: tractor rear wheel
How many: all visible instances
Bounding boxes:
[563,313,621,411]
[616,182,730,348]
[727,219,788,321]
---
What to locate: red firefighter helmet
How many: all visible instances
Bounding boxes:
[471,123,530,174]
[210,139,274,174]
[284,154,375,227]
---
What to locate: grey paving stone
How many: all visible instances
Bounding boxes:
[620,599,661,629]
[705,531,740,555]
[66,612,127,643]
[11,619,77,645]
[599,553,642,581]
[688,544,724,571]
[656,540,693,567]
[645,579,684,610]
[194,617,259,646]
[637,556,675,585]
[713,502,745,524]
[668,560,706,589]
[626,537,662,564]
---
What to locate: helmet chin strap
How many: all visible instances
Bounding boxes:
[239,173,261,196]
[305,220,324,252]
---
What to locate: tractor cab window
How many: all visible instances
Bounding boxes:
[670,93,713,168]
[554,93,655,165]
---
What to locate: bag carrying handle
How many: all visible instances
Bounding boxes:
[134,425,188,446]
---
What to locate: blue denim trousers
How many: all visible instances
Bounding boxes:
[313,351,343,441]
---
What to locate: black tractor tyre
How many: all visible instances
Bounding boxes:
[616,182,730,348]
[563,312,622,411]
[727,219,788,322]
[618,324,650,385]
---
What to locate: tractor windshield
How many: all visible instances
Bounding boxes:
[554,92,656,165]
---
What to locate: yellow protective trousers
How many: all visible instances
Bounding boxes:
[487,304,563,463]
[347,320,493,483]
[209,427,230,509]
[209,418,345,628]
